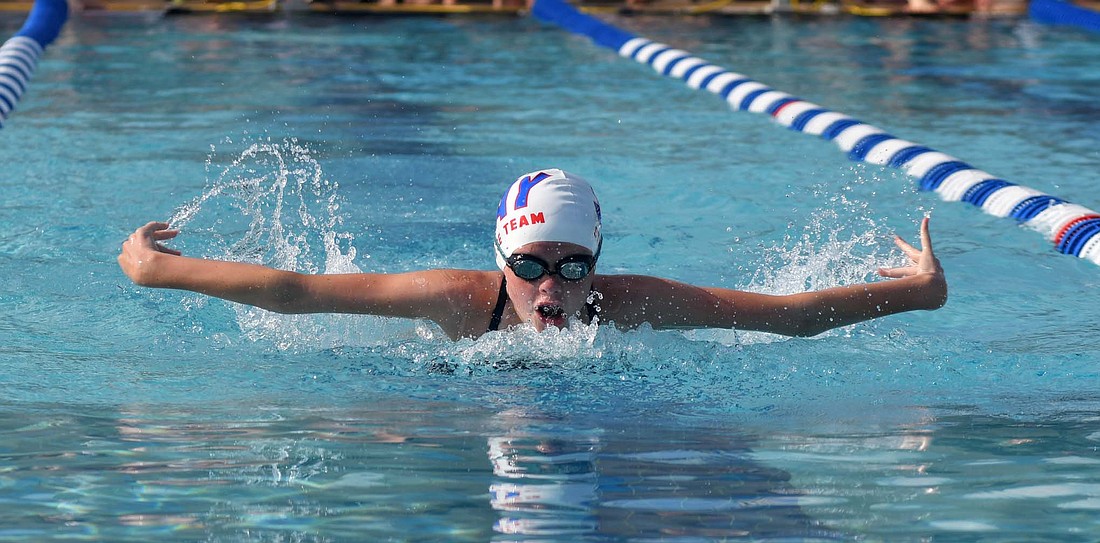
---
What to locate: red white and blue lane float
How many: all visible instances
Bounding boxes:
[532,0,1100,267]
[0,0,68,129]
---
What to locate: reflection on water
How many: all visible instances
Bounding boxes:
[488,408,601,538]
[484,407,842,541]
[2,400,1100,541]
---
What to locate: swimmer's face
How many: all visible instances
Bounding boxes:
[504,241,596,332]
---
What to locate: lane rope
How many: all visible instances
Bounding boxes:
[0,0,68,129]
[531,0,1100,266]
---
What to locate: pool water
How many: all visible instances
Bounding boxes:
[2,11,1100,541]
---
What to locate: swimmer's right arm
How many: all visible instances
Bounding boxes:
[117,222,470,323]
[119,221,317,312]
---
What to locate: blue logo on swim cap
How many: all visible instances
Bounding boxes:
[498,172,551,220]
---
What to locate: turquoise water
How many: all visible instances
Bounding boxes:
[2,11,1100,541]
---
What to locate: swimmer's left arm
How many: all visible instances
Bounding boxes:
[601,218,947,336]
[728,218,947,335]
[712,218,946,336]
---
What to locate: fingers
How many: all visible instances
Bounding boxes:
[135,221,178,239]
[124,221,180,255]
[919,217,933,256]
[891,218,936,262]
[152,228,180,241]
[918,218,944,276]
[136,221,170,235]
[877,266,914,279]
[156,243,182,256]
[892,234,922,261]
[883,217,943,280]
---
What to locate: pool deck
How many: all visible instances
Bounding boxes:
[0,0,1034,17]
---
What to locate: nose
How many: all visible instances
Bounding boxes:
[537,273,564,294]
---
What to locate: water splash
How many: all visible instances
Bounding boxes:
[729,165,929,343]
[754,174,895,294]
[752,207,884,296]
[170,137,356,275]
[452,320,603,370]
[168,138,405,350]
[584,289,604,318]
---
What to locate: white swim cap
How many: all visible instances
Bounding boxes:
[494,169,602,270]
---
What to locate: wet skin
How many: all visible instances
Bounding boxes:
[500,242,595,332]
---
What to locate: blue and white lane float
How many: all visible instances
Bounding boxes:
[0,0,68,129]
[531,0,1100,267]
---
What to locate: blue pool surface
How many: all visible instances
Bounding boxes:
[2,11,1100,541]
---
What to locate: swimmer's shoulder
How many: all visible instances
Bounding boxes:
[414,268,503,302]
[590,273,663,322]
[593,273,672,293]
[416,269,505,339]
[592,273,712,328]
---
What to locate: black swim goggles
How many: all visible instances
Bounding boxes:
[506,253,596,281]
[496,240,600,282]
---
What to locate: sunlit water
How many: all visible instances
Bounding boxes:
[2,12,1099,541]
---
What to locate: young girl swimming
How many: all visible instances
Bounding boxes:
[118,168,947,340]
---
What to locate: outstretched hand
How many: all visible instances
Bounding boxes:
[877,217,947,309]
[118,221,181,286]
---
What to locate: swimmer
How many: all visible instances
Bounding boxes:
[118,169,947,340]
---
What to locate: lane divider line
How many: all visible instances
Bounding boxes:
[0,0,68,129]
[532,0,1100,266]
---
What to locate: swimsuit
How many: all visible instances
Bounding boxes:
[487,276,599,332]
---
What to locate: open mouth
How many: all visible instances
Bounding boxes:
[536,303,566,321]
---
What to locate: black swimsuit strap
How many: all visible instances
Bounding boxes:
[488,276,509,332]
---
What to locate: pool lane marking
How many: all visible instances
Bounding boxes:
[0,0,68,129]
[532,0,1100,267]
